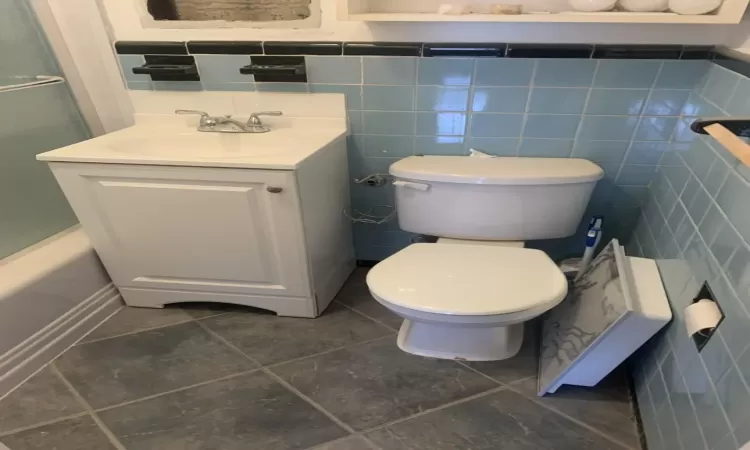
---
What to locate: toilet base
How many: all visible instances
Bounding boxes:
[396,319,524,361]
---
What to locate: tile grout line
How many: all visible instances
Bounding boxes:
[91,369,261,414]
[0,411,90,438]
[193,320,358,435]
[264,334,396,370]
[502,384,637,450]
[78,317,197,345]
[48,363,128,450]
[359,385,508,435]
[333,299,400,332]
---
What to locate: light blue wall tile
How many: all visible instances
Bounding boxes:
[644,90,692,116]
[686,185,711,224]
[153,81,203,91]
[725,78,750,116]
[470,114,524,138]
[534,59,596,87]
[255,83,308,92]
[362,57,417,85]
[594,60,662,88]
[704,160,731,197]
[363,135,414,157]
[474,59,534,86]
[701,334,733,384]
[362,85,414,111]
[717,173,750,243]
[127,81,152,90]
[585,89,648,115]
[727,246,750,299]
[471,87,529,113]
[416,112,467,136]
[418,58,474,86]
[309,84,362,110]
[682,92,724,117]
[362,111,415,135]
[699,203,727,245]
[578,116,639,141]
[617,165,658,186]
[711,223,741,268]
[706,366,750,440]
[195,54,250,83]
[663,165,691,195]
[634,117,678,141]
[528,88,587,114]
[416,86,469,111]
[202,82,256,91]
[627,142,670,165]
[571,140,630,164]
[702,65,741,111]
[522,114,580,139]
[655,60,710,89]
[518,139,573,158]
[415,136,467,156]
[349,111,364,135]
[305,56,361,84]
[466,137,519,156]
[118,55,149,82]
[673,118,699,143]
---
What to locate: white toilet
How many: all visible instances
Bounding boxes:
[366,156,604,361]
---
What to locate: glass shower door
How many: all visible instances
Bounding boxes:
[0,0,90,259]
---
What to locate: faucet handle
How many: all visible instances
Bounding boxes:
[247,111,283,127]
[251,111,283,117]
[175,109,209,117]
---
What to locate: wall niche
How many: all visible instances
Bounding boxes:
[146,0,312,22]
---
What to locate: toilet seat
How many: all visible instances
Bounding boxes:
[367,243,567,316]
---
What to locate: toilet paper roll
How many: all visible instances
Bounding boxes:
[684,299,723,337]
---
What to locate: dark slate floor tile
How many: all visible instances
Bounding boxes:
[0,416,116,450]
[366,389,627,450]
[98,371,347,450]
[312,435,379,449]
[201,302,394,365]
[513,370,640,448]
[464,321,540,384]
[0,366,84,433]
[80,306,194,343]
[334,269,402,330]
[271,338,498,431]
[55,322,256,409]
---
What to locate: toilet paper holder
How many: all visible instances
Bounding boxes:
[686,282,725,352]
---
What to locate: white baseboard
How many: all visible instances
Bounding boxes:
[0,284,122,400]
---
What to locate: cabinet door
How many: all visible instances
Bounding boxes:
[51,163,311,298]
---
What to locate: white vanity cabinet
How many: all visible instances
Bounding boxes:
[44,135,355,318]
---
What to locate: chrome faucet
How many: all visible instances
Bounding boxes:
[175,110,283,133]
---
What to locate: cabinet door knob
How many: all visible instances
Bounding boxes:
[267,186,283,193]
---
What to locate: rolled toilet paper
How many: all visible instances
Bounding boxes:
[684,299,723,337]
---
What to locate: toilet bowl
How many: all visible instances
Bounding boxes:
[367,242,568,361]
[364,155,603,361]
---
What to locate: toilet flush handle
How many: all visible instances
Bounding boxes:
[393,180,430,191]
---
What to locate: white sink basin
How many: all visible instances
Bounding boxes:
[106,133,285,158]
[37,117,347,170]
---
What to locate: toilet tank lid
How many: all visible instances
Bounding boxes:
[390,156,604,185]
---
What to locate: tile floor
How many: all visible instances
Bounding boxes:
[0,269,643,450]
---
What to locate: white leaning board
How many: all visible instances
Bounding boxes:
[537,239,672,395]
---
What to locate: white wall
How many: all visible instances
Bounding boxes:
[102,0,750,46]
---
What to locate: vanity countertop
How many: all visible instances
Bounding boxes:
[37,118,347,170]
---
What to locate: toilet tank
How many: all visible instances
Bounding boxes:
[390,156,604,241]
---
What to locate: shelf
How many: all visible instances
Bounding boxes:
[343,11,736,23]
[338,0,747,24]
